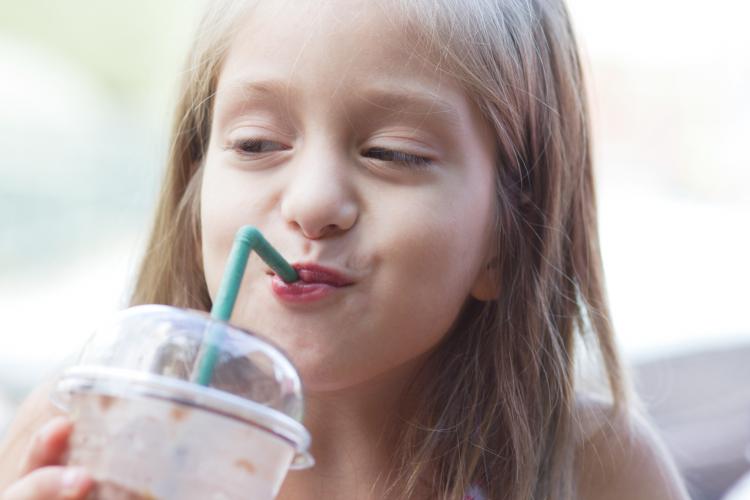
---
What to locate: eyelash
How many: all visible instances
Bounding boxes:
[364,147,432,168]
[230,140,433,169]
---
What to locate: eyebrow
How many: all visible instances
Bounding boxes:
[355,85,462,129]
[217,79,463,130]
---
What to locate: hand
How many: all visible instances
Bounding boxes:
[1,416,93,499]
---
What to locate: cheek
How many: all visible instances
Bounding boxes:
[397,183,488,289]
[371,186,490,344]
[200,170,232,297]
[199,162,272,298]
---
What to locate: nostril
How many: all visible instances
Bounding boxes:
[318,224,340,239]
[300,223,340,240]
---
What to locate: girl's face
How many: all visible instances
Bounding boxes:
[201,0,498,392]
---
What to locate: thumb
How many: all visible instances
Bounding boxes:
[18,417,73,477]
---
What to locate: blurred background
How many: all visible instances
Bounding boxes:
[0,1,748,498]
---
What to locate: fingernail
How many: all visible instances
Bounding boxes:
[40,416,70,442]
[61,468,88,497]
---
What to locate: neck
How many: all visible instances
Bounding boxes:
[277,355,429,500]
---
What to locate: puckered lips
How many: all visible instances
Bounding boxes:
[269,262,355,303]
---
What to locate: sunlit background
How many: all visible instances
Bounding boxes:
[1,1,748,498]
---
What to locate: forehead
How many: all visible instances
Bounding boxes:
[216,0,467,113]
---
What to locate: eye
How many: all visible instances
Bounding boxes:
[230,139,288,156]
[363,147,433,169]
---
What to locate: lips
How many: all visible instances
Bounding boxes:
[268,262,355,304]
[291,263,355,287]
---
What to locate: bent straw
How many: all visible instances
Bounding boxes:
[193,226,298,386]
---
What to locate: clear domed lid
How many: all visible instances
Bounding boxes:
[52,304,312,468]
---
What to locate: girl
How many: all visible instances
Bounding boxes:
[0,0,689,498]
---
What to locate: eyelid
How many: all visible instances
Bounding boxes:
[227,125,292,140]
[365,133,441,158]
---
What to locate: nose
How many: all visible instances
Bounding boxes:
[280,151,359,240]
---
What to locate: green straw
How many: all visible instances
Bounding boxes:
[193,226,298,386]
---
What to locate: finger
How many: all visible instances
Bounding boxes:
[2,466,92,500]
[18,417,73,477]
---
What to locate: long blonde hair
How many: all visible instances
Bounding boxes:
[131,1,629,498]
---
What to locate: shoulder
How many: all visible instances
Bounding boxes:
[0,376,64,488]
[573,393,690,500]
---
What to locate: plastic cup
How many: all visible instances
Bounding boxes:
[51,305,313,500]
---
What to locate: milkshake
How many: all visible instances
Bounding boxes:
[52,305,313,500]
